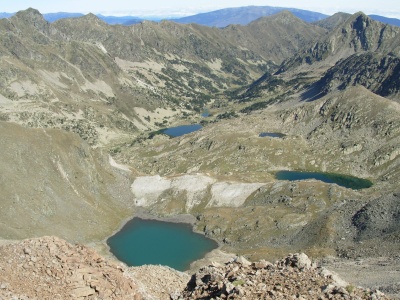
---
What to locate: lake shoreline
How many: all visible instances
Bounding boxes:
[99,207,222,271]
[274,170,373,190]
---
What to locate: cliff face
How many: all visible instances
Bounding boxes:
[317,52,400,99]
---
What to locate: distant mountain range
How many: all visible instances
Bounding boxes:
[0,12,13,19]
[171,6,328,26]
[368,14,400,27]
[1,6,400,28]
[43,12,144,25]
[0,11,144,25]
[40,12,84,22]
[173,7,400,27]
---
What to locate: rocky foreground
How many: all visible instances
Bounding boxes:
[0,237,142,299]
[180,254,388,300]
[0,237,390,300]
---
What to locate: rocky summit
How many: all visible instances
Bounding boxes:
[1,4,400,300]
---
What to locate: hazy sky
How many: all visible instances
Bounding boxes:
[1,0,400,18]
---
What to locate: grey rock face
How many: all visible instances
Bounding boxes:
[317,52,400,99]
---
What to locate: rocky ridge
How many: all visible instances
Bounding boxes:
[277,12,400,74]
[221,11,327,65]
[316,52,400,99]
[245,13,400,104]
[0,237,390,300]
[181,254,388,299]
[313,13,352,31]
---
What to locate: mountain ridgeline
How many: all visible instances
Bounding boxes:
[171,5,328,27]
[277,12,400,73]
[244,12,400,102]
[3,6,399,28]
[0,8,327,145]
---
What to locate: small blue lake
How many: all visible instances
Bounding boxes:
[201,109,210,117]
[162,124,202,137]
[259,132,285,138]
[275,171,373,190]
[107,218,218,271]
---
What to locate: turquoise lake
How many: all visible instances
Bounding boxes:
[275,171,373,190]
[162,124,202,137]
[107,218,218,271]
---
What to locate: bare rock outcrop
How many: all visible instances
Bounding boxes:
[179,253,388,299]
[317,52,400,99]
[0,236,142,300]
[127,265,191,300]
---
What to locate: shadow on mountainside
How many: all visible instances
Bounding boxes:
[300,82,326,102]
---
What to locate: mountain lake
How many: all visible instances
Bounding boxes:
[275,171,373,190]
[259,132,285,138]
[161,124,202,137]
[201,109,210,117]
[107,218,218,271]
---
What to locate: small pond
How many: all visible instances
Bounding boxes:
[201,109,210,117]
[107,218,218,271]
[259,132,285,138]
[275,170,373,190]
[161,124,202,137]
